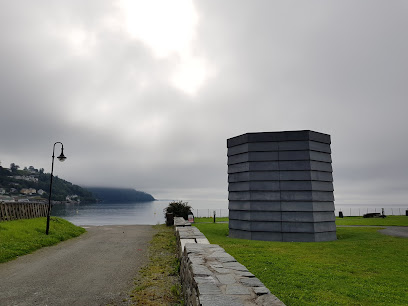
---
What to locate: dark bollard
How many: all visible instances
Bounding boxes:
[339,211,343,218]
[406,210,408,217]
[166,213,174,226]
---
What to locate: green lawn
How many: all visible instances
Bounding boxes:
[336,215,408,226]
[193,217,229,223]
[0,217,85,263]
[193,223,408,306]
[194,216,408,227]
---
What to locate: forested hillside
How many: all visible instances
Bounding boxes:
[87,187,155,203]
[0,164,96,203]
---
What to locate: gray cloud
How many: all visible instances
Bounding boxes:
[1,0,407,204]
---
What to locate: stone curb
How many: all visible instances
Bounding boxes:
[174,217,285,306]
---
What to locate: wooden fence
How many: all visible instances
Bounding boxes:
[0,202,48,222]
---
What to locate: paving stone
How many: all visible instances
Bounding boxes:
[208,252,235,261]
[255,294,286,305]
[185,244,205,254]
[234,271,255,277]
[222,262,248,271]
[180,239,196,253]
[210,266,231,274]
[225,284,251,295]
[191,264,212,276]
[216,274,236,285]
[217,256,237,263]
[240,277,264,287]
[196,238,210,244]
[199,294,245,306]
[197,282,223,295]
[254,287,270,296]
[210,263,223,268]
[190,257,205,265]
[194,276,216,284]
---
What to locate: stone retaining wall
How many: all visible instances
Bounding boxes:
[174,217,285,306]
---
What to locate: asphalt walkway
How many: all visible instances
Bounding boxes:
[0,225,155,306]
[379,226,408,238]
[337,225,408,238]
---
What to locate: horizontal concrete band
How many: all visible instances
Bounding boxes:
[229,191,335,201]
[229,210,335,222]
[228,161,333,174]
[228,171,334,182]
[229,219,336,233]
[228,181,334,192]
[227,130,331,147]
[229,228,337,242]
[228,201,335,212]
[227,141,331,156]
[228,150,332,165]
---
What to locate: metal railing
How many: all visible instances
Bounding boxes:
[193,207,408,218]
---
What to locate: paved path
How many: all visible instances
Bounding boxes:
[337,225,408,238]
[0,225,155,306]
[379,226,408,238]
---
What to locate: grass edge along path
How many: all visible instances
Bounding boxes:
[335,215,408,226]
[194,216,408,227]
[130,224,183,305]
[0,217,85,263]
[193,222,408,306]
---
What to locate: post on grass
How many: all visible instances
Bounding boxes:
[213,210,216,223]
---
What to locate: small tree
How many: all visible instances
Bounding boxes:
[164,200,192,220]
[10,163,19,173]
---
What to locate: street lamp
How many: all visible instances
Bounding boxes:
[46,142,67,235]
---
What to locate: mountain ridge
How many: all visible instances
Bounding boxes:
[86,187,155,203]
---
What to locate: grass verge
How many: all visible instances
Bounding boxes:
[130,224,183,305]
[193,223,408,306]
[193,217,229,223]
[194,216,408,226]
[336,215,408,226]
[0,217,85,263]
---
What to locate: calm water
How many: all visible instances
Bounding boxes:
[52,199,407,226]
[52,199,229,226]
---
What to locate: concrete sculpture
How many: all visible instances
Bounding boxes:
[227,130,336,242]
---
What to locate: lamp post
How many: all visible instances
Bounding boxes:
[46,142,67,235]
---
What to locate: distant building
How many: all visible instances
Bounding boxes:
[21,188,36,195]
[66,194,80,203]
[14,176,38,183]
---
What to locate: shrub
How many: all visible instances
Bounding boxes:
[164,200,192,223]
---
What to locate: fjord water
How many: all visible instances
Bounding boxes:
[52,199,229,226]
[52,201,170,226]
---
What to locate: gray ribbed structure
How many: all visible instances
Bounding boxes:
[227,130,336,242]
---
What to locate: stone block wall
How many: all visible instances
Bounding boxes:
[227,130,336,242]
[174,218,285,305]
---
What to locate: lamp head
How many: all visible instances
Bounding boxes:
[57,148,67,162]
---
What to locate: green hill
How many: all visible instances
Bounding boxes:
[0,164,96,203]
[87,187,155,203]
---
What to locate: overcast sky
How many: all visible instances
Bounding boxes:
[1,0,407,204]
